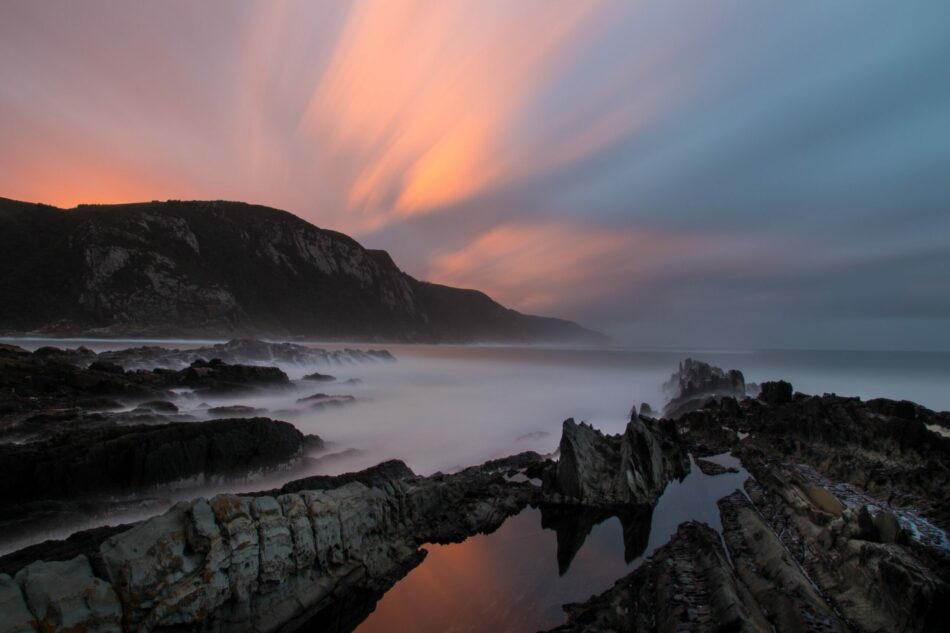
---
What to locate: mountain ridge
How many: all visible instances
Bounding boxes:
[0,197,606,344]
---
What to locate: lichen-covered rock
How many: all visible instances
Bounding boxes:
[15,555,122,632]
[277,494,317,570]
[251,497,294,588]
[0,573,35,633]
[0,457,534,632]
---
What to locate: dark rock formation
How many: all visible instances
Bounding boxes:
[295,393,356,410]
[0,458,538,632]
[0,197,605,343]
[0,418,305,505]
[695,458,739,475]
[206,405,266,418]
[548,522,775,632]
[546,416,689,506]
[302,371,337,382]
[662,358,747,418]
[758,379,793,404]
[0,346,293,443]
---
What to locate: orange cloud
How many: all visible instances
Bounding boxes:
[302,0,604,231]
[427,222,702,313]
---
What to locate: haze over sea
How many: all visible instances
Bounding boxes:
[6,338,948,478]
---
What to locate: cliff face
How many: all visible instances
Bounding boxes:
[0,198,604,343]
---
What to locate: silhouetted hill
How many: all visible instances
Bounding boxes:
[0,197,606,343]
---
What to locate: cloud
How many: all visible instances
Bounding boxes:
[427,222,711,313]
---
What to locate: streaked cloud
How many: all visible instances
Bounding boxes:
[0,0,947,348]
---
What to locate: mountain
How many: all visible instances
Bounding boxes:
[0,197,606,343]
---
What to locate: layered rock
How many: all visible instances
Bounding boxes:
[0,345,293,443]
[0,460,537,632]
[679,381,950,532]
[546,416,689,506]
[0,417,306,505]
[547,522,774,632]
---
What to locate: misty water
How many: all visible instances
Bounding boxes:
[4,339,950,629]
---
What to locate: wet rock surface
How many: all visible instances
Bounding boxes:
[0,457,537,632]
[542,369,950,633]
[2,356,949,632]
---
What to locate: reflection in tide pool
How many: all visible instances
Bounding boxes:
[355,456,748,633]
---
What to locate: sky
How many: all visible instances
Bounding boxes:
[1,1,948,350]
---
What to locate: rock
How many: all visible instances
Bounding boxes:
[207,404,266,417]
[295,393,356,409]
[88,360,125,374]
[638,402,654,416]
[662,358,746,418]
[0,418,304,505]
[0,350,293,442]
[695,458,739,475]
[857,505,908,544]
[6,456,535,631]
[546,522,773,632]
[302,371,336,382]
[758,380,793,404]
[0,573,35,633]
[547,416,689,506]
[96,340,398,370]
[137,399,178,413]
[15,555,122,632]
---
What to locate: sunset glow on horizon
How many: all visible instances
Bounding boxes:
[1,0,948,348]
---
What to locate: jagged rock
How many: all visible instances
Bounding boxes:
[695,458,740,475]
[758,380,793,404]
[546,416,689,506]
[662,358,747,418]
[547,522,773,632]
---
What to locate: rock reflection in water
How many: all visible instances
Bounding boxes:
[352,507,634,633]
[540,505,653,576]
[353,457,748,633]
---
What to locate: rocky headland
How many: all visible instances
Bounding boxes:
[0,197,605,344]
